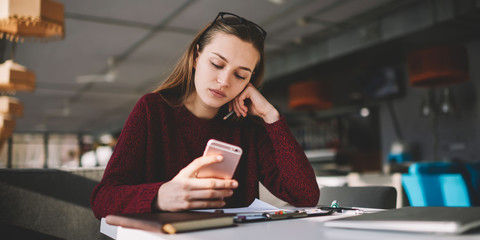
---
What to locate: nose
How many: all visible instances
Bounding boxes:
[217,70,231,87]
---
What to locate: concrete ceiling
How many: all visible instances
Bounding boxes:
[3,0,479,136]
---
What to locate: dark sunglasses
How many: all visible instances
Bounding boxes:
[202,12,267,40]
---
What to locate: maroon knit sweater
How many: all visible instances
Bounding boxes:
[90,93,319,219]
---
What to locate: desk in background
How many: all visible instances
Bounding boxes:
[100,210,480,240]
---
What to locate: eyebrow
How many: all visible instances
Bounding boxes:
[211,52,253,73]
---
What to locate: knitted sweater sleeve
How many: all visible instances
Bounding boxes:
[258,116,320,207]
[90,96,163,219]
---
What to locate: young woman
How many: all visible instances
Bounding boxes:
[90,12,319,219]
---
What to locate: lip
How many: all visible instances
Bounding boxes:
[209,88,226,98]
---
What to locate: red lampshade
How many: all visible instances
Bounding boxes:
[288,80,332,111]
[407,45,469,88]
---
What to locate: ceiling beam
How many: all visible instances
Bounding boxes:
[264,0,478,83]
[64,0,195,106]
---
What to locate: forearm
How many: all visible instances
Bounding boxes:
[91,181,163,219]
[262,117,320,206]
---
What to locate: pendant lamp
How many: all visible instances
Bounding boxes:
[0,96,23,117]
[407,45,469,88]
[288,79,332,111]
[0,0,65,42]
[407,45,469,161]
[408,45,469,116]
[0,0,64,152]
[0,59,35,92]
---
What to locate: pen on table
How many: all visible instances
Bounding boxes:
[319,206,363,213]
[303,208,334,216]
[265,210,308,220]
[223,111,235,120]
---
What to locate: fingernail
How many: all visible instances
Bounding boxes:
[232,181,238,188]
[216,155,223,161]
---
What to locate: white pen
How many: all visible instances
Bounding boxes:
[223,111,234,120]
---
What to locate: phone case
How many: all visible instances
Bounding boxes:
[196,139,242,179]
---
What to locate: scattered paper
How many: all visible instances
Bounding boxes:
[194,198,279,213]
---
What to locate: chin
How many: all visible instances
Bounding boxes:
[204,99,227,109]
[199,92,230,109]
[209,102,226,109]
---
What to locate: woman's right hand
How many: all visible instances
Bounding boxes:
[155,155,238,212]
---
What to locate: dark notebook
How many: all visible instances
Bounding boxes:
[105,211,236,234]
[324,207,480,234]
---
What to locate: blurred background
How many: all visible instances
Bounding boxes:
[1,0,480,239]
[0,0,478,171]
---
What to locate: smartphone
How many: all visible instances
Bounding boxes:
[196,139,242,179]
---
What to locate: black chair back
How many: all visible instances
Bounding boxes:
[318,186,397,209]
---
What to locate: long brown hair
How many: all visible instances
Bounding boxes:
[153,15,266,107]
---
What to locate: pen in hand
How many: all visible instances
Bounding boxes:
[223,111,234,120]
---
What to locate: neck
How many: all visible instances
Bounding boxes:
[184,93,218,119]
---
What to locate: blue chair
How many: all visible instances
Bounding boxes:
[402,162,479,206]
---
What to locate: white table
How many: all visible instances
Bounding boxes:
[100,211,480,240]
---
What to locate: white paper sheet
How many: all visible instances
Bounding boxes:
[194,198,280,213]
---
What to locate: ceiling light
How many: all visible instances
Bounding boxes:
[0,96,23,117]
[408,45,469,88]
[360,108,370,117]
[0,59,35,93]
[288,79,332,111]
[0,0,65,147]
[408,45,469,117]
[267,0,285,5]
[0,0,65,42]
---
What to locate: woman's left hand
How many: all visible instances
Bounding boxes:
[230,83,280,124]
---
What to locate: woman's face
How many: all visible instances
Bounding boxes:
[192,33,260,111]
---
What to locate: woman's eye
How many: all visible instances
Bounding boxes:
[235,73,246,80]
[211,62,222,69]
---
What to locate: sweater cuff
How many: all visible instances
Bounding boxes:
[264,115,289,132]
[138,182,164,213]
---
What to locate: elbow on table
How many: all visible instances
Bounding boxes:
[288,186,320,207]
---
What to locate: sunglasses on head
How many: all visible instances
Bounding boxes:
[202,12,267,40]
